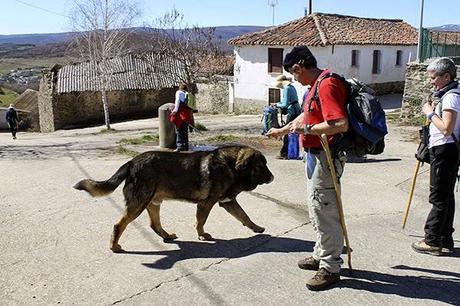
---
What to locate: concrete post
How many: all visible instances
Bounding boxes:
[158,103,176,149]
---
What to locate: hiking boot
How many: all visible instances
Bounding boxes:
[305,268,340,291]
[411,240,442,256]
[297,256,320,271]
[441,245,454,255]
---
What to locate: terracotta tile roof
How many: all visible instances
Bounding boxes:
[54,53,187,94]
[228,13,418,46]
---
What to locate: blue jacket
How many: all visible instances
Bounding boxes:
[276,84,301,118]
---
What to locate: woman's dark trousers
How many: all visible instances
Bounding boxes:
[424,142,458,249]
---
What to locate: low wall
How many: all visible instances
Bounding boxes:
[195,75,232,114]
[369,81,405,95]
[402,62,460,120]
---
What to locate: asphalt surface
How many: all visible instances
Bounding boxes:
[1,104,459,305]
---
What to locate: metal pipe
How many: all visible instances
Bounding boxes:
[416,0,425,62]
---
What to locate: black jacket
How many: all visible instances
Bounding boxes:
[6,108,18,124]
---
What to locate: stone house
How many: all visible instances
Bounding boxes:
[38,52,187,132]
[228,13,418,114]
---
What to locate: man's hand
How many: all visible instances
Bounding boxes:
[289,120,304,134]
[266,127,281,138]
[422,102,434,116]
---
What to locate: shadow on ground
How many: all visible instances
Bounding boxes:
[119,234,313,270]
[338,265,460,305]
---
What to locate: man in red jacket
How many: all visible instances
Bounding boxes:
[267,46,349,291]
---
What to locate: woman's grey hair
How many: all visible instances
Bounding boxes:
[427,57,457,79]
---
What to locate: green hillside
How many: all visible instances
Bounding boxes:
[0,57,69,75]
[0,87,19,107]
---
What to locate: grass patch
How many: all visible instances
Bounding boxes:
[119,134,159,145]
[206,134,240,142]
[385,110,401,123]
[0,87,20,107]
[99,128,117,134]
[194,122,208,131]
[115,145,139,157]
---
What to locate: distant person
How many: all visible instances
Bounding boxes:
[267,46,349,291]
[6,104,19,139]
[412,57,460,256]
[170,83,194,151]
[272,75,301,159]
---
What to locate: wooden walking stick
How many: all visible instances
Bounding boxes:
[319,134,352,272]
[402,161,421,229]
[402,119,430,229]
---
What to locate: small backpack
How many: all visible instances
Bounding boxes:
[184,92,197,111]
[310,73,388,157]
[261,105,280,135]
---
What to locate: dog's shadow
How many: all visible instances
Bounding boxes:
[122,234,313,270]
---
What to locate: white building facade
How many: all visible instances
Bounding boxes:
[229,13,418,113]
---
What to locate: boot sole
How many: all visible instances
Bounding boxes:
[306,278,340,291]
[411,245,442,256]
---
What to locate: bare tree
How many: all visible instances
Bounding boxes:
[147,9,228,87]
[70,0,141,129]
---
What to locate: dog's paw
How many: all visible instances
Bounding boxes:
[252,225,265,233]
[198,233,213,241]
[163,233,178,242]
[110,244,124,253]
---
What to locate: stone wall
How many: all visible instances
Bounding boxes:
[368,81,405,95]
[402,62,460,120]
[38,70,176,132]
[195,75,232,114]
[38,73,55,132]
[52,88,175,130]
[233,98,267,114]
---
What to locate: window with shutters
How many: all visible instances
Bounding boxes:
[351,50,359,67]
[396,50,403,66]
[268,88,280,105]
[268,48,283,73]
[372,50,381,74]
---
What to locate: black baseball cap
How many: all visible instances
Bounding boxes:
[283,45,317,71]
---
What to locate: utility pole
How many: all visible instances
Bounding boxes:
[268,0,278,26]
[416,0,424,62]
[305,0,313,16]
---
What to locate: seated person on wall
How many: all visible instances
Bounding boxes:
[272,75,302,159]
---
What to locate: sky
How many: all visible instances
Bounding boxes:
[0,0,459,35]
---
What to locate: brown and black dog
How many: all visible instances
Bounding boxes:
[74,145,274,252]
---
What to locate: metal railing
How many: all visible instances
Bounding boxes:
[420,28,460,62]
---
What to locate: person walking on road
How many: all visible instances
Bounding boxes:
[412,57,460,256]
[6,104,19,139]
[267,46,349,291]
[272,75,302,159]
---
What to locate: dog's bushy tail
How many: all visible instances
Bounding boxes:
[73,161,131,197]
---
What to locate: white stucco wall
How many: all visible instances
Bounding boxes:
[233,44,417,102]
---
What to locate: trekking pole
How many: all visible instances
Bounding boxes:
[319,134,352,272]
[402,119,430,229]
[402,160,421,229]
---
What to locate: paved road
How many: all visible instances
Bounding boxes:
[1,114,459,305]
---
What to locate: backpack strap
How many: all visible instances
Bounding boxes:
[308,72,346,112]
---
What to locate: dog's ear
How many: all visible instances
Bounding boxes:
[235,149,254,173]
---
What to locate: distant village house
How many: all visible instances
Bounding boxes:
[228,13,418,114]
[38,52,187,132]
